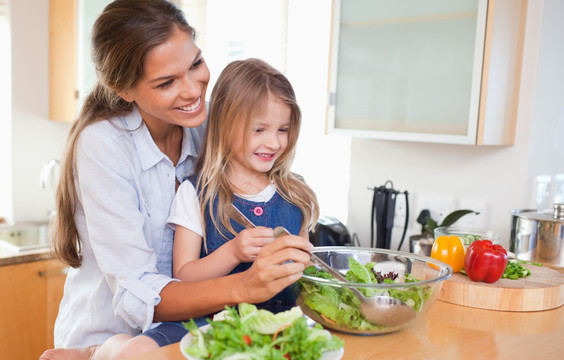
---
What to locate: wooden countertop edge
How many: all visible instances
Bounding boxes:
[437,265,564,311]
[0,248,55,267]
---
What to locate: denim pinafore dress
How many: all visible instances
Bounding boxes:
[191,176,303,315]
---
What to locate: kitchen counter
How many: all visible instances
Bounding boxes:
[0,221,52,266]
[126,300,564,360]
[0,246,53,266]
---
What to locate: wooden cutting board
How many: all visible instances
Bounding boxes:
[437,264,564,311]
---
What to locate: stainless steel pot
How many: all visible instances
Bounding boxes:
[510,203,564,268]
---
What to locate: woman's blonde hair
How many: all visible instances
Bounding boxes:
[52,0,196,267]
[196,58,319,242]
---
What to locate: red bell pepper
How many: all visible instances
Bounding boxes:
[464,240,508,283]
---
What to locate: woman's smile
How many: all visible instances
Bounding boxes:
[175,96,202,113]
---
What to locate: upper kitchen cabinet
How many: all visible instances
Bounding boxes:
[48,0,109,122]
[49,0,77,122]
[326,0,527,145]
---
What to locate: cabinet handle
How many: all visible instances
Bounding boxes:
[38,267,69,277]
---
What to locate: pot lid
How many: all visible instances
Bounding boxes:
[511,203,564,222]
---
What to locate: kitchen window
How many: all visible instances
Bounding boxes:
[178,0,289,99]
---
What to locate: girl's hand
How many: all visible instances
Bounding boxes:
[236,233,313,303]
[231,227,275,262]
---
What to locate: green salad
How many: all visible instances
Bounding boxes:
[298,257,433,331]
[182,303,343,360]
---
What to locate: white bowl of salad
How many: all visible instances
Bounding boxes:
[296,246,453,335]
[180,303,344,359]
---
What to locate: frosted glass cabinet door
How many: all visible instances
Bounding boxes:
[327,0,488,144]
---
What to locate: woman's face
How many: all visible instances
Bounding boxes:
[122,28,210,131]
[230,95,291,182]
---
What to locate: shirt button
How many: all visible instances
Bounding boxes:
[253,207,263,216]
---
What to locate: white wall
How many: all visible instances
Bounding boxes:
[529,0,564,206]
[345,0,564,251]
[0,6,12,223]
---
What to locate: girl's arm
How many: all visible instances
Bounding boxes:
[156,233,313,322]
[172,225,275,281]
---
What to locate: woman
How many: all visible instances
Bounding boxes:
[41,1,312,358]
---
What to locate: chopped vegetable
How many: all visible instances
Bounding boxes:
[464,240,508,283]
[502,259,542,279]
[182,304,343,360]
[459,233,482,247]
[431,235,466,273]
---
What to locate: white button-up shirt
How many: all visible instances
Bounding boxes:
[54,106,205,347]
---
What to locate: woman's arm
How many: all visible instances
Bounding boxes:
[155,233,313,321]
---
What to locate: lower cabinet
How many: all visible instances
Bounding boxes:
[0,258,67,360]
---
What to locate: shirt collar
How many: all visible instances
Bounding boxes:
[178,126,199,164]
[125,107,166,171]
[125,106,200,171]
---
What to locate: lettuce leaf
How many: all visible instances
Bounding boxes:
[346,257,372,283]
[239,303,303,335]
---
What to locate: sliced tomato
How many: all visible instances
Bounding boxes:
[242,334,252,346]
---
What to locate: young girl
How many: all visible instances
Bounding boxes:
[168,57,320,317]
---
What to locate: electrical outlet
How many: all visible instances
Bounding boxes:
[456,198,489,228]
[393,193,411,229]
[416,193,456,225]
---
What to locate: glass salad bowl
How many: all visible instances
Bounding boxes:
[434,226,501,247]
[295,247,452,335]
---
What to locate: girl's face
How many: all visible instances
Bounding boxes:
[230,95,291,184]
[121,28,210,131]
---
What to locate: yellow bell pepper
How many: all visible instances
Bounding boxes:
[431,235,465,273]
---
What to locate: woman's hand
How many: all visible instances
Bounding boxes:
[230,227,275,262]
[235,233,313,304]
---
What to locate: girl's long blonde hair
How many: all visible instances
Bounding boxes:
[52,0,195,268]
[195,58,319,241]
